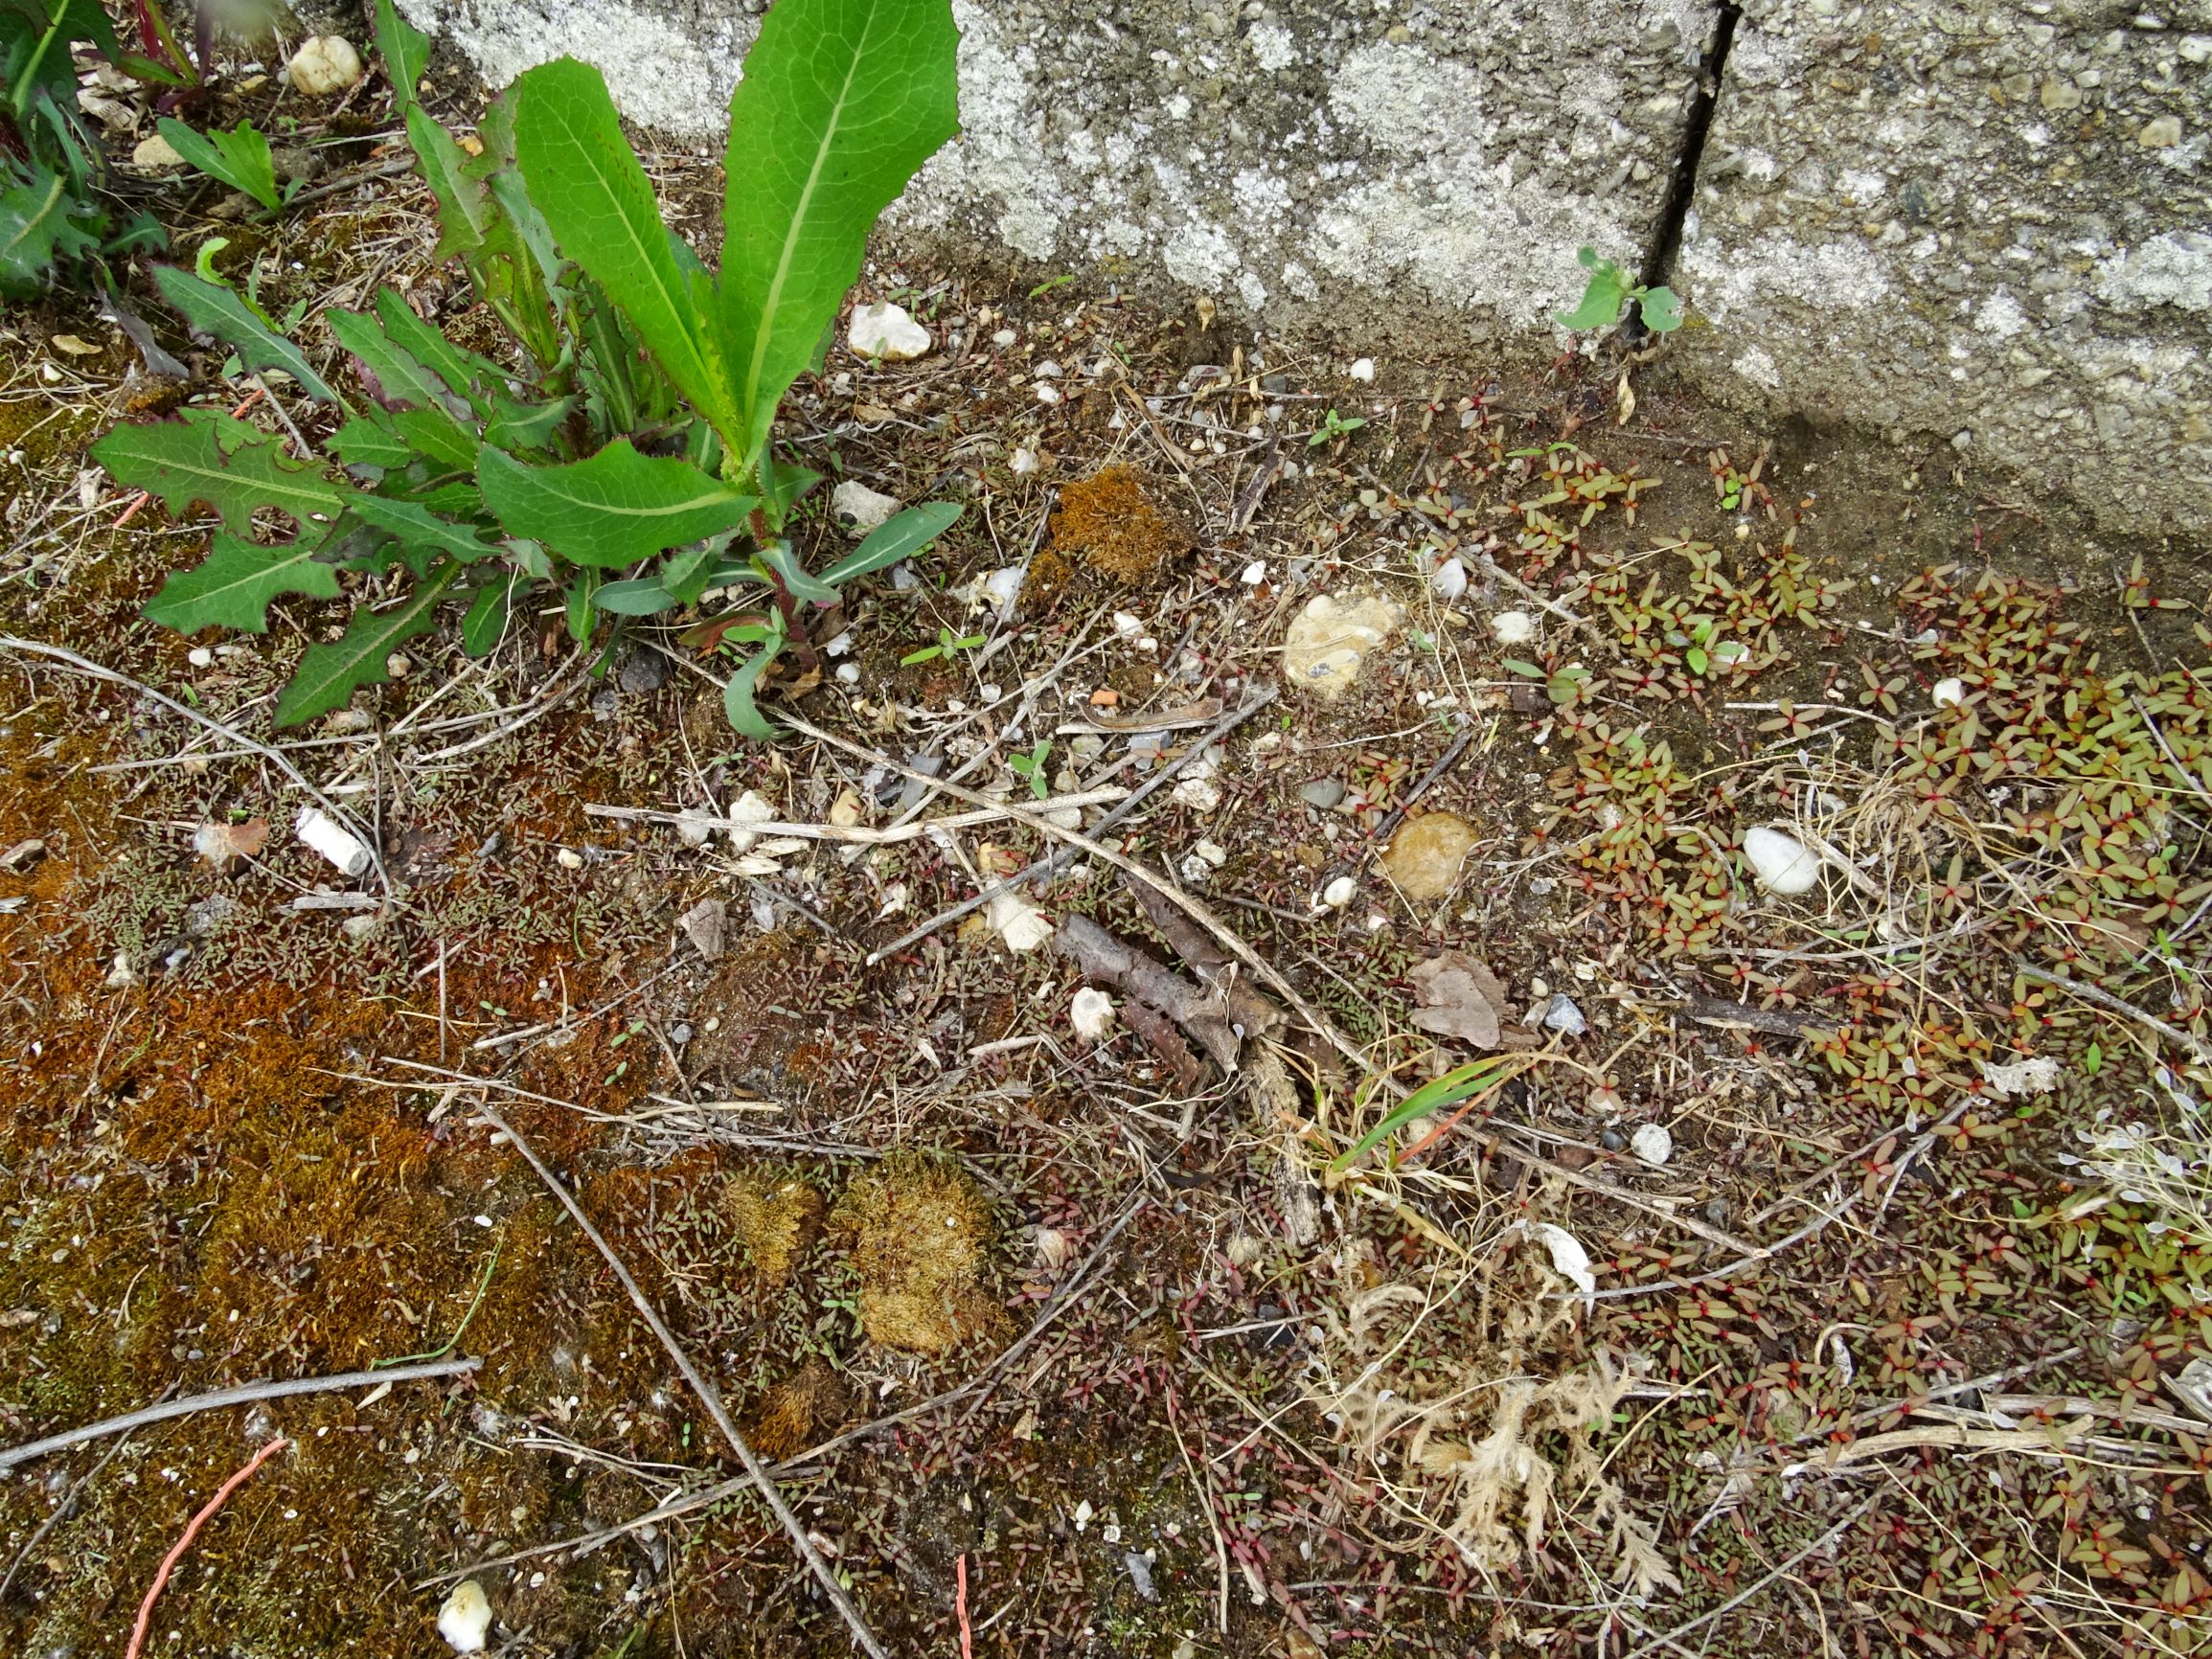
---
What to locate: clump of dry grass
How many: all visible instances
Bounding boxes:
[722,1167,826,1284]
[1307,1239,1678,1600]
[743,1357,849,1458]
[829,1156,1003,1354]
[1050,464,1192,583]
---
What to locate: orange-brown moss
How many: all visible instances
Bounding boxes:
[743,1355,848,1459]
[1049,464,1192,583]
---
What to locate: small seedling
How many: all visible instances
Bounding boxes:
[1309,407,1367,447]
[157,116,297,213]
[901,625,986,666]
[1557,247,1681,334]
[1008,738,1052,800]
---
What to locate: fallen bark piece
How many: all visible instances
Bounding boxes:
[295,807,372,876]
[1054,913,1239,1070]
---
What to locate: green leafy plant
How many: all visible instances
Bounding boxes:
[1007,737,1051,800]
[0,0,187,294]
[95,0,965,734]
[1328,1056,1525,1176]
[901,624,985,667]
[1309,406,1367,447]
[155,115,291,212]
[1557,246,1681,334]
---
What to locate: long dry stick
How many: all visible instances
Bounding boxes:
[0,636,393,897]
[467,1099,888,1659]
[0,1355,476,1474]
[1619,1494,1875,1659]
[124,1435,289,1659]
[2016,963,2212,1068]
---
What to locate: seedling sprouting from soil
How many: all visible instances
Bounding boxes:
[1557,246,1681,334]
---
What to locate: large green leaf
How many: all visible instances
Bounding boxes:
[328,307,469,416]
[274,564,457,726]
[819,500,960,585]
[144,531,342,634]
[461,575,516,656]
[722,631,786,739]
[405,102,492,260]
[511,58,737,442]
[155,117,280,211]
[372,0,431,113]
[0,168,72,296]
[375,288,496,415]
[92,410,349,538]
[476,440,756,568]
[718,0,959,458]
[151,267,341,401]
[328,411,418,470]
[388,409,482,473]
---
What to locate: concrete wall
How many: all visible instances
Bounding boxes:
[398,0,2212,540]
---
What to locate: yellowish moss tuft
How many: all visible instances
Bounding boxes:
[723,1167,825,1284]
[830,1157,1003,1354]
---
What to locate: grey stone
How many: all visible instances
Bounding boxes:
[1297,777,1345,808]
[1673,0,2212,540]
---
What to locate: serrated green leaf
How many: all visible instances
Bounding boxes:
[592,578,678,615]
[144,531,342,634]
[91,410,349,538]
[274,564,457,726]
[461,575,516,656]
[477,439,757,568]
[328,307,469,416]
[0,167,84,296]
[723,634,785,739]
[328,411,417,469]
[156,117,280,211]
[151,267,341,401]
[818,500,961,585]
[404,103,492,261]
[375,288,496,415]
[347,494,500,563]
[512,57,738,442]
[718,0,960,459]
[1638,284,1683,332]
[372,0,431,113]
[388,408,482,473]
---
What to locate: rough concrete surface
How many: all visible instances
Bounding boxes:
[395,0,1713,337]
[1676,1,2212,539]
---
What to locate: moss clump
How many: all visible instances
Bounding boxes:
[744,1356,848,1458]
[1050,464,1191,583]
[723,1167,825,1284]
[830,1157,1002,1354]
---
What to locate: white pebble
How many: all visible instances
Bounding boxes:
[847,301,931,361]
[1630,1123,1673,1168]
[1010,445,1039,475]
[285,35,362,97]
[555,848,583,870]
[1035,382,1062,405]
[1070,987,1116,1041]
[1430,557,1468,602]
[438,1579,494,1653]
[1241,558,1267,585]
[1744,825,1821,896]
[830,479,901,535]
[294,807,371,877]
[1932,676,1965,708]
[187,647,213,668]
[1348,357,1376,382]
[1492,609,1537,646]
[1321,875,1356,909]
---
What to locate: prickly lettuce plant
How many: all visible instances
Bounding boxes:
[94,0,964,732]
[1557,246,1680,335]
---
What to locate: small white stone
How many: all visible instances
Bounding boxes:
[294,807,371,877]
[1194,838,1228,867]
[187,647,214,668]
[385,651,411,679]
[1348,357,1376,382]
[726,790,778,852]
[1172,776,1221,811]
[285,36,362,97]
[1241,558,1267,585]
[847,301,931,361]
[555,848,583,870]
[989,893,1054,953]
[1111,611,1145,641]
[1035,382,1062,405]
[1630,1123,1674,1168]
[992,328,1018,347]
[438,1579,494,1653]
[1492,609,1537,646]
[1071,987,1116,1041]
[1931,676,1965,708]
[831,479,901,535]
[1321,875,1356,909]
[1430,557,1468,602]
[835,662,860,684]
[1010,445,1039,475]
[1744,826,1821,896]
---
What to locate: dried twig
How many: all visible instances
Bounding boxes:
[0,1356,476,1475]
[2016,963,2212,1068]
[582,786,1128,843]
[467,1100,888,1659]
[125,1436,289,1659]
[1620,1495,1875,1659]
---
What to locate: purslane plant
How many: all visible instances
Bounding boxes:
[94,0,964,734]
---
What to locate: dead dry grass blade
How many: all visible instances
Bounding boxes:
[0,636,394,898]
[0,1356,477,1474]
[466,1099,889,1659]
